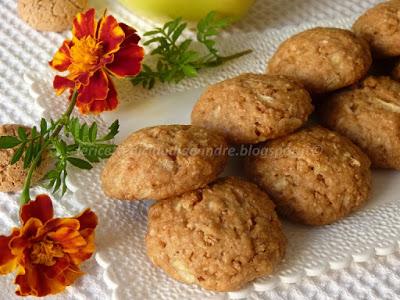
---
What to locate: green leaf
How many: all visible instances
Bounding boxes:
[80,123,90,142]
[18,127,27,141]
[23,141,34,169]
[100,120,119,141]
[11,143,26,164]
[89,123,98,142]
[182,65,198,77]
[67,157,93,170]
[0,136,21,149]
[40,118,47,134]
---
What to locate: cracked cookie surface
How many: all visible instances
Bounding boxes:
[145,177,287,292]
[101,125,228,201]
[267,27,372,94]
[320,76,400,169]
[353,0,400,57]
[191,73,313,144]
[18,0,87,32]
[245,126,372,226]
[0,124,51,192]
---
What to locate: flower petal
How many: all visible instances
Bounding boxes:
[15,261,67,297]
[9,219,42,256]
[75,209,98,232]
[43,256,70,279]
[39,218,80,238]
[20,195,54,225]
[72,8,96,41]
[49,40,73,72]
[77,69,109,105]
[98,15,125,54]
[0,229,19,275]
[119,23,141,46]
[53,76,75,95]
[106,43,144,78]
[68,228,95,265]
[48,227,87,250]
[83,77,118,114]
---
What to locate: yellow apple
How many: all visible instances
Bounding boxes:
[118,0,255,21]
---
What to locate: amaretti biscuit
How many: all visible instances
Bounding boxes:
[0,124,50,192]
[353,0,400,57]
[191,73,313,144]
[267,27,372,94]
[146,177,287,292]
[320,76,400,169]
[101,125,228,201]
[18,0,88,32]
[245,126,372,226]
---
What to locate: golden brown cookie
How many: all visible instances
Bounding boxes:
[353,1,400,57]
[267,27,372,94]
[0,124,51,192]
[245,126,372,226]
[392,59,400,80]
[17,0,88,32]
[191,73,313,144]
[101,125,229,201]
[146,177,287,292]
[320,76,400,169]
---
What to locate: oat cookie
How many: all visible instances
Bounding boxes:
[353,1,400,57]
[146,177,287,292]
[18,0,88,32]
[0,124,51,192]
[267,27,372,94]
[191,73,313,144]
[320,76,400,169]
[245,126,372,226]
[101,125,229,201]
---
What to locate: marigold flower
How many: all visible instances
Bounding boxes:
[0,195,98,297]
[49,8,144,114]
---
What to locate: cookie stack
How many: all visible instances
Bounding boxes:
[101,0,400,292]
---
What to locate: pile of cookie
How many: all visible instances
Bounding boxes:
[101,0,400,293]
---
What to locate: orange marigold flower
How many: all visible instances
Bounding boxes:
[0,195,98,297]
[49,8,144,114]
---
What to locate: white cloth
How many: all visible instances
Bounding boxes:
[1,0,399,300]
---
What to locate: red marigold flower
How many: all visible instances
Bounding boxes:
[49,8,144,114]
[0,195,98,297]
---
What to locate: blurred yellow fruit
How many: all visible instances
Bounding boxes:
[118,0,255,21]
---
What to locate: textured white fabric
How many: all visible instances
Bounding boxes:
[0,0,399,300]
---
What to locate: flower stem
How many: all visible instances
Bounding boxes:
[20,90,78,205]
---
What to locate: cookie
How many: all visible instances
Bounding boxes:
[146,177,287,292]
[0,124,51,192]
[267,27,372,94]
[191,73,313,144]
[18,0,88,32]
[245,126,372,226]
[391,59,400,80]
[320,76,400,169]
[101,125,229,201]
[353,1,400,57]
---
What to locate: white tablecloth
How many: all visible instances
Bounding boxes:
[0,0,399,299]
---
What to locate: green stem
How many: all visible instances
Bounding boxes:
[205,49,253,67]
[20,90,78,205]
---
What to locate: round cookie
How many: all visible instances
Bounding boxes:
[391,59,400,81]
[146,177,287,292]
[353,1,400,57]
[267,27,372,94]
[191,73,313,144]
[101,125,229,201]
[0,124,50,192]
[245,126,372,226]
[18,0,88,32]
[320,76,400,169]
